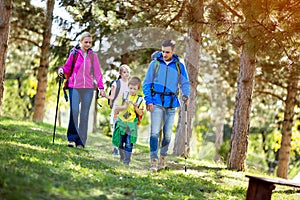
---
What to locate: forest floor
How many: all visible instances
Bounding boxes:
[0,116,299,200]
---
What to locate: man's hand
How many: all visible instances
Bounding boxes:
[182,95,189,105]
[146,103,154,112]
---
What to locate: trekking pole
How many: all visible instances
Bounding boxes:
[53,76,63,144]
[96,88,102,108]
[182,95,188,172]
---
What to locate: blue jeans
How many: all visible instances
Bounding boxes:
[119,131,133,163]
[150,105,176,159]
[67,88,94,147]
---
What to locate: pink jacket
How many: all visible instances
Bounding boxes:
[59,48,104,89]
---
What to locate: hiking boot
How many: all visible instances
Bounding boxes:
[158,156,167,170]
[150,158,158,172]
[112,147,119,156]
[119,148,125,162]
[68,141,75,147]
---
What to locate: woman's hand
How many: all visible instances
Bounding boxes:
[98,89,106,98]
[58,68,64,77]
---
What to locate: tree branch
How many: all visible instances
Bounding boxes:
[254,90,285,102]
[217,0,243,20]
[9,36,40,48]
[166,0,187,27]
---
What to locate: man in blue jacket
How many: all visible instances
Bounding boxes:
[143,39,190,172]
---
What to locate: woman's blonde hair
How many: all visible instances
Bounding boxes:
[80,32,92,41]
[119,64,131,73]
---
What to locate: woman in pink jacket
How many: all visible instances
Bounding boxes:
[58,32,105,149]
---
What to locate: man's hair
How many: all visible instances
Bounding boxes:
[129,76,141,88]
[162,39,176,50]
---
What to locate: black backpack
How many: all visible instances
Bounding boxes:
[108,79,121,108]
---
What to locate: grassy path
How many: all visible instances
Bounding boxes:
[0,117,298,200]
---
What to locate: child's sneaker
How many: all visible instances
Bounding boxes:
[112,147,119,156]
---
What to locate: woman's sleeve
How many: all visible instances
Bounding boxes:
[59,51,76,77]
[93,53,105,89]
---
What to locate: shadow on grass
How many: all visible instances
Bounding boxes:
[0,117,247,199]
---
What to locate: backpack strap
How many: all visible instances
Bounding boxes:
[70,51,78,79]
[63,50,79,102]
[151,60,160,96]
[175,61,181,85]
[68,44,80,80]
[111,79,121,108]
[150,59,182,107]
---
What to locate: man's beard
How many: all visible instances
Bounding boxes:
[164,57,171,61]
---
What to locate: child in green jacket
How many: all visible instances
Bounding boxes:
[112,77,144,165]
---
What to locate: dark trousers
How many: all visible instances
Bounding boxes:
[119,132,133,163]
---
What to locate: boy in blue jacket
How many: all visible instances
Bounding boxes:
[143,39,190,172]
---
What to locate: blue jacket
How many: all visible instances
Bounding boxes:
[143,52,190,108]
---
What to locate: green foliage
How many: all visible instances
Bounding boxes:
[1,117,297,199]
[3,77,36,119]
[217,140,230,164]
[3,0,300,186]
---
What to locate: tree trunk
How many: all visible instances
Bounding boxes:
[0,0,12,114]
[227,44,256,171]
[33,0,55,121]
[277,67,298,178]
[214,122,224,162]
[173,0,203,156]
[210,76,226,162]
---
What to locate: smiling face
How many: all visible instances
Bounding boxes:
[80,36,92,52]
[129,84,139,96]
[120,68,130,79]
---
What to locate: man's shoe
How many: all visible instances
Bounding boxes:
[68,141,75,147]
[76,145,84,149]
[158,156,167,170]
[150,158,158,172]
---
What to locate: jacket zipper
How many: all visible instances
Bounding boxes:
[83,52,87,87]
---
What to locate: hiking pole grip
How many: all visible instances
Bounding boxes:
[182,95,188,111]
[53,76,63,144]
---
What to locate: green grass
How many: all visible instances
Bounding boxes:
[0,116,299,200]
